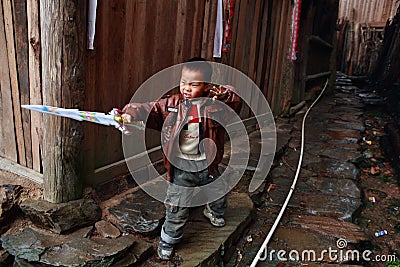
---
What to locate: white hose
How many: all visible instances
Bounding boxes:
[250,79,329,266]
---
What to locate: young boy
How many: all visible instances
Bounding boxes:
[121,58,242,260]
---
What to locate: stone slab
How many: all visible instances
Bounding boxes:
[290,214,368,243]
[101,187,165,236]
[1,227,140,266]
[266,177,361,221]
[176,192,254,267]
[19,198,101,234]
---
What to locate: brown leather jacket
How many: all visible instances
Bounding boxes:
[123,88,242,182]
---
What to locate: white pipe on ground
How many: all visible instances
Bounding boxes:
[250,79,329,266]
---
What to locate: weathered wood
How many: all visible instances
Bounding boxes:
[40,0,86,203]
[0,1,17,162]
[3,0,26,166]
[12,0,32,169]
[0,156,43,184]
[27,0,42,172]
[309,35,334,49]
[339,0,398,24]
[305,71,333,82]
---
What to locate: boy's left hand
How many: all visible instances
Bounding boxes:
[210,85,229,100]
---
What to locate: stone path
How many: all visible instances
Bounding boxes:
[227,74,374,266]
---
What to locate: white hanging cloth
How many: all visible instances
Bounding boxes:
[213,0,223,58]
[87,0,97,50]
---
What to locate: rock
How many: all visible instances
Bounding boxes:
[290,215,368,243]
[1,227,136,266]
[306,144,361,162]
[111,239,154,266]
[19,198,101,234]
[95,220,120,238]
[267,177,361,221]
[303,177,360,199]
[269,226,361,264]
[303,158,359,180]
[0,249,13,266]
[176,192,254,266]
[0,185,22,225]
[101,188,165,236]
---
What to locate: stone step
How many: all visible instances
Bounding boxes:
[100,185,165,236]
[266,176,361,221]
[1,226,153,266]
[175,192,253,267]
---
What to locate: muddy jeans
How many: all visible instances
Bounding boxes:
[160,166,227,245]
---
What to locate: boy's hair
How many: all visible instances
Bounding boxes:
[182,57,212,82]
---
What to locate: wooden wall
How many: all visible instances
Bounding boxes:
[0,0,42,176]
[337,0,399,75]
[1,0,339,186]
[339,0,399,24]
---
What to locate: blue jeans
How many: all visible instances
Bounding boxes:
[160,167,227,244]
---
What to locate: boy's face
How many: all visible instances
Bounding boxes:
[180,67,211,100]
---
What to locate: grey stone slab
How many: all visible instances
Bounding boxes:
[1,227,137,266]
[102,188,165,236]
[303,158,359,180]
[95,220,120,238]
[176,192,253,267]
[290,214,368,243]
[19,198,101,234]
[303,177,360,199]
[266,177,361,221]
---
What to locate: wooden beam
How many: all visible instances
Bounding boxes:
[305,71,332,82]
[13,0,33,169]
[27,0,42,172]
[3,0,26,166]
[40,0,86,203]
[309,35,334,49]
[0,1,17,162]
[0,156,43,184]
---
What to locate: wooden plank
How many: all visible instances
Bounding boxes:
[94,145,163,184]
[264,0,278,104]
[0,1,17,162]
[309,35,334,49]
[0,68,2,156]
[0,156,43,184]
[40,0,86,203]
[12,0,32,168]
[174,0,187,63]
[255,0,269,88]
[233,0,248,69]
[201,0,211,58]
[267,0,283,111]
[227,0,241,66]
[305,71,332,81]
[3,0,26,166]
[27,0,42,172]
[190,0,206,58]
[248,0,263,81]
[206,0,217,60]
[98,0,126,169]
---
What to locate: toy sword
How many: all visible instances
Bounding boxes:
[21,105,144,135]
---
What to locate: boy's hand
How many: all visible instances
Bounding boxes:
[121,103,137,123]
[210,85,229,100]
[121,113,132,123]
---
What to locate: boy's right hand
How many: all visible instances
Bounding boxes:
[121,103,137,123]
[121,113,132,123]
